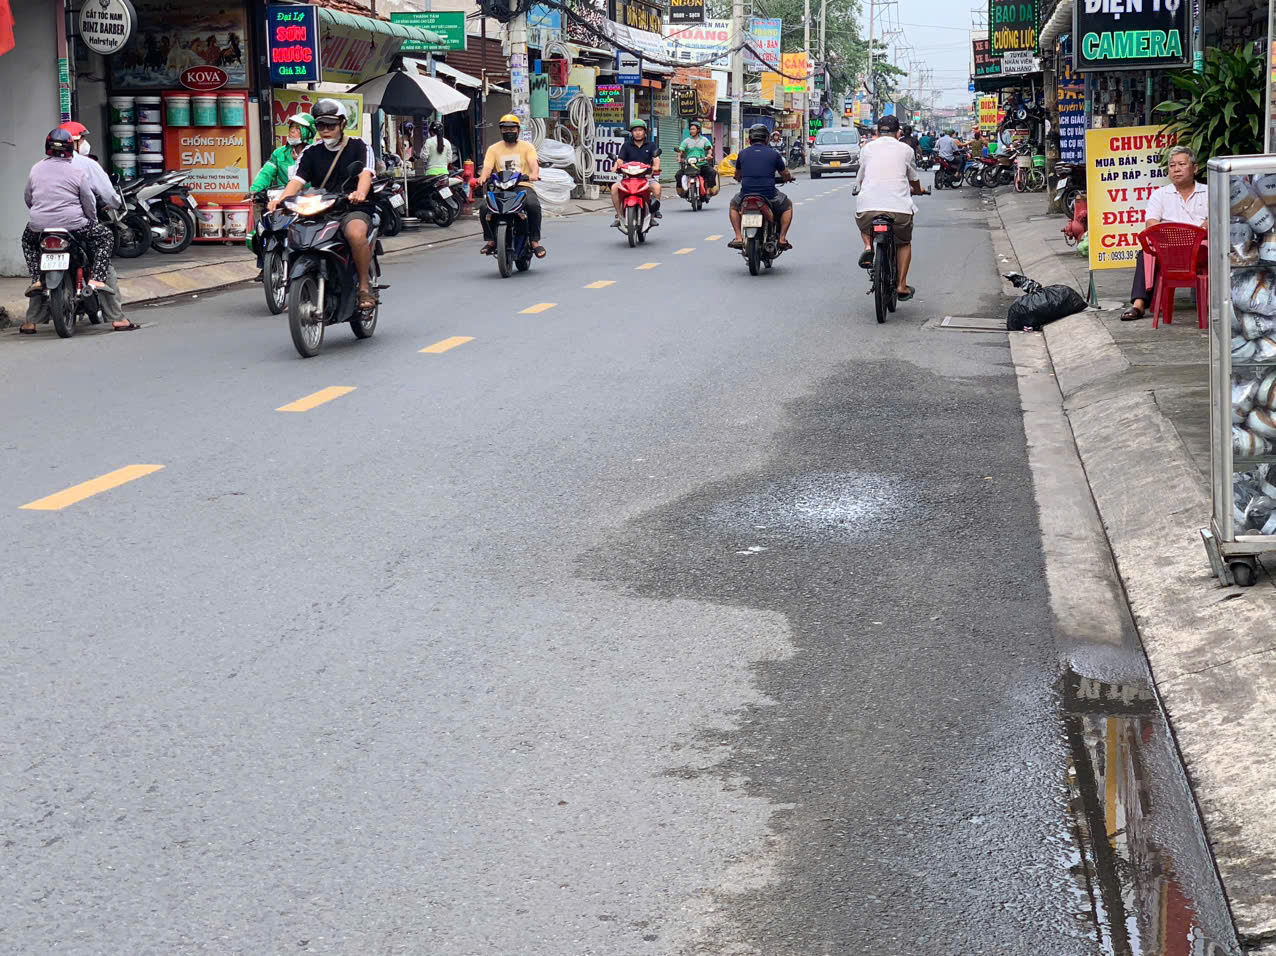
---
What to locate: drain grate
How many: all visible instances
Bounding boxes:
[933,315,1006,332]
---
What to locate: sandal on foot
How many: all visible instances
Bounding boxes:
[727,239,744,249]
[18,324,36,334]
[358,291,378,311]
[112,320,140,331]
[1120,306,1145,321]
[24,283,42,297]
[779,240,793,251]
[897,286,915,301]
[858,249,873,269]
[480,242,496,255]
[533,245,547,259]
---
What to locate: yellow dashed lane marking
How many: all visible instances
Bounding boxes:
[674,247,695,255]
[705,234,723,241]
[420,336,474,354]
[277,386,356,413]
[636,262,661,270]
[520,302,557,314]
[21,465,164,511]
[584,280,615,289]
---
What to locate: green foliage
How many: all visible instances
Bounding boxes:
[1154,42,1264,165]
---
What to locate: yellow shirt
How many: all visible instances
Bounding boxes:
[481,140,539,179]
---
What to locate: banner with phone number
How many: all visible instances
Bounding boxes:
[1085,125,1175,271]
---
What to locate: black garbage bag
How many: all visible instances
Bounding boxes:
[1003,272,1088,331]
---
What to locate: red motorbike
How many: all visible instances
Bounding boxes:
[614,161,656,247]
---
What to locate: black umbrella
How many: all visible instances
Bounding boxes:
[347,69,471,115]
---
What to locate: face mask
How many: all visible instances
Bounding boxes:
[287,135,302,146]
[77,139,91,156]
[321,131,344,151]
[502,131,518,143]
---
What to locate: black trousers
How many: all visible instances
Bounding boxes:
[1131,250,1153,303]
[482,188,542,242]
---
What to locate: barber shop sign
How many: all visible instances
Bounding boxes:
[79,0,137,57]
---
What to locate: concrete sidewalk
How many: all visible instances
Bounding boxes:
[994,188,1276,951]
[0,197,613,331]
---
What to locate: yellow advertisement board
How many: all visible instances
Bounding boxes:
[761,70,784,103]
[1084,125,1176,271]
[977,96,999,131]
[271,89,364,149]
[781,52,808,93]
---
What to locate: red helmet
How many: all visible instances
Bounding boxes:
[59,121,89,140]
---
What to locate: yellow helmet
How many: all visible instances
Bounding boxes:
[498,113,521,127]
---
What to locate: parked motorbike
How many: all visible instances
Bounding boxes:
[118,170,196,254]
[483,168,535,278]
[282,164,387,358]
[248,188,294,314]
[1054,161,1085,218]
[738,190,784,276]
[34,228,103,338]
[409,172,460,227]
[374,176,405,237]
[614,160,656,247]
[967,154,1002,188]
[678,161,710,211]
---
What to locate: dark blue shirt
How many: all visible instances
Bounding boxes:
[735,144,785,199]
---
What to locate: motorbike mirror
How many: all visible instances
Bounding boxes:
[653,147,662,157]
[346,161,365,177]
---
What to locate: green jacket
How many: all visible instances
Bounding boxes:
[251,143,304,192]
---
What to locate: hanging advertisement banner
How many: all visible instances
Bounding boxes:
[663,20,731,66]
[1000,50,1040,74]
[781,52,808,93]
[391,12,466,52]
[1073,0,1189,71]
[978,95,1000,130]
[320,21,404,84]
[669,0,705,24]
[79,0,137,57]
[676,87,698,116]
[989,0,1038,55]
[592,130,629,182]
[271,89,363,146]
[972,36,1002,78]
[594,83,625,124]
[745,17,781,70]
[1085,125,1176,271]
[163,120,250,204]
[1057,37,1085,163]
[692,76,718,118]
[266,4,321,85]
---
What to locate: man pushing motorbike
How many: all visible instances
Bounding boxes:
[727,124,793,251]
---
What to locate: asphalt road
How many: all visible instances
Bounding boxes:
[4,174,1102,954]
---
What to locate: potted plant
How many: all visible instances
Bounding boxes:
[1155,43,1264,165]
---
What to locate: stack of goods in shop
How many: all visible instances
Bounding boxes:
[161,91,250,243]
[1228,172,1276,532]
[108,96,162,180]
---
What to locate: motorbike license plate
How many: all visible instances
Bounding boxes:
[185,195,197,209]
[742,213,763,228]
[830,160,841,167]
[437,188,452,198]
[40,253,69,270]
[390,194,405,208]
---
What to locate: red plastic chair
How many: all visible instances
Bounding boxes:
[1138,223,1209,329]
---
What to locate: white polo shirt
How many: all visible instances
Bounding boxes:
[1145,181,1207,227]
[855,136,920,216]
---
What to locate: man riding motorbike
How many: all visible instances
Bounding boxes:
[475,113,546,259]
[269,99,378,312]
[854,114,924,301]
[676,121,717,200]
[250,112,315,276]
[727,123,794,251]
[611,119,662,225]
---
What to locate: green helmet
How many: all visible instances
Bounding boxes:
[287,112,317,144]
[629,118,648,131]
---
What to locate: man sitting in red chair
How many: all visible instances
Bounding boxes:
[1122,145,1207,321]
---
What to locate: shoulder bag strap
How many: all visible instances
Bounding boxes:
[317,141,344,191]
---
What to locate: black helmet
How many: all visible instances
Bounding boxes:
[876,114,900,133]
[311,98,348,127]
[748,123,769,144]
[45,127,74,158]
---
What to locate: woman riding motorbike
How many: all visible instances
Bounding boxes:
[249,113,316,273]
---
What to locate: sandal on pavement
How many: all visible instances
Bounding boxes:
[1120,306,1145,321]
[112,320,140,331]
[897,286,915,301]
[858,249,873,269]
[727,239,744,249]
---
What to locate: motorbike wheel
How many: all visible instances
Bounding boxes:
[872,249,888,324]
[381,206,403,237]
[690,181,701,212]
[495,222,512,278]
[626,206,638,248]
[49,282,75,338]
[934,172,945,190]
[287,273,326,358]
[1063,187,1081,218]
[351,299,378,339]
[264,249,286,315]
[999,167,1014,187]
[152,206,194,254]
[746,236,761,276]
[114,213,150,259]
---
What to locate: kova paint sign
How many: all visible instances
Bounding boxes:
[1085,126,1175,270]
[1073,0,1189,70]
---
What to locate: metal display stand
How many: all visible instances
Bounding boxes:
[1204,154,1276,586]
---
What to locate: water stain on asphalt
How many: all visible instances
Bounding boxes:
[578,352,1242,955]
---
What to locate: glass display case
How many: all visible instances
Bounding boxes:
[1204,155,1276,586]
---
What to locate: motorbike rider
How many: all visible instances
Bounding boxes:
[727,123,794,251]
[475,113,545,259]
[676,121,717,199]
[611,118,662,224]
[919,129,935,153]
[854,114,924,301]
[19,129,115,331]
[269,99,378,312]
[249,113,315,276]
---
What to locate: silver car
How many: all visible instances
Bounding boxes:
[810,128,861,179]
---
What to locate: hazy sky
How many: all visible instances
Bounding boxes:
[868,2,979,108]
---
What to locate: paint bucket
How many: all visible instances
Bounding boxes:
[135,96,162,125]
[109,96,135,125]
[197,203,223,238]
[138,151,165,176]
[192,94,219,127]
[137,124,163,153]
[223,205,250,239]
[111,153,137,181]
[109,124,136,154]
[166,94,191,126]
[218,94,245,127]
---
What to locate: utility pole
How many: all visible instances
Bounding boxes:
[866,0,875,118]
[803,0,811,165]
[730,0,743,155]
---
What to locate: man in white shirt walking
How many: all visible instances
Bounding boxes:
[854,114,925,300]
[1122,144,1207,321]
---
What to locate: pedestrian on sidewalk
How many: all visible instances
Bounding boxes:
[1122,145,1206,321]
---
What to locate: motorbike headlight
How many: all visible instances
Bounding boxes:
[287,195,336,217]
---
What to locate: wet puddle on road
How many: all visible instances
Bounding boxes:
[1058,668,1241,956]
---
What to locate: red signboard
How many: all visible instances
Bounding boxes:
[180,66,229,91]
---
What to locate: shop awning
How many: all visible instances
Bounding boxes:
[433,61,482,89]
[317,6,445,46]
[1038,0,1074,50]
